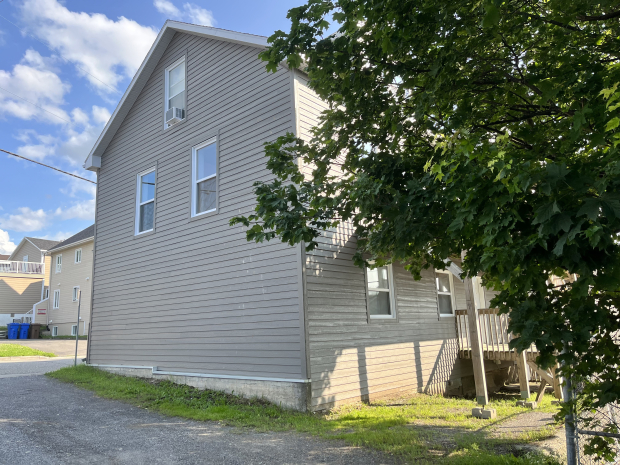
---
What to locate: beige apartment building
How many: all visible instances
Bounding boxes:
[42,225,94,337]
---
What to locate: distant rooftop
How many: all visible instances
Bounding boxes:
[48,225,95,252]
[0,254,9,260]
[27,238,63,251]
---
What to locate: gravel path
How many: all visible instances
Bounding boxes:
[493,411,567,462]
[0,368,392,465]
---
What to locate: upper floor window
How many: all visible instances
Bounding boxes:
[53,290,60,309]
[23,255,28,262]
[165,57,186,127]
[366,263,396,319]
[55,255,62,273]
[75,248,82,264]
[72,286,80,302]
[436,271,455,317]
[191,139,218,216]
[135,168,156,235]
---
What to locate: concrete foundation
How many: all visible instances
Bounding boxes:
[92,366,311,411]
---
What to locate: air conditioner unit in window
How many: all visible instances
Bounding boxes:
[165,107,185,125]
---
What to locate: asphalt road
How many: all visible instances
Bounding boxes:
[0,363,392,465]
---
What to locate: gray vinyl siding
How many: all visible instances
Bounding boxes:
[304,224,472,410]
[89,32,304,379]
[294,74,473,410]
[12,241,42,263]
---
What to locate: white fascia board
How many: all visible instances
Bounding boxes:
[83,21,270,171]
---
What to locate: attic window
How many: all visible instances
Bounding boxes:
[165,57,186,127]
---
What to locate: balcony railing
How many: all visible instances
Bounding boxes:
[0,260,45,275]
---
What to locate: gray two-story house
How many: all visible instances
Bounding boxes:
[84,21,507,411]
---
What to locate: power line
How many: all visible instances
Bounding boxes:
[1,148,96,184]
[0,85,72,124]
[0,12,122,95]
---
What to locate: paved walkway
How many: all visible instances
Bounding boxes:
[0,362,392,465]
[0,339,87,358]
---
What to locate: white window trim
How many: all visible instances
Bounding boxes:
[366,263,397,320]
[71,325,78,336]
[72,286,80,302]
[436,270,457,317]
[53,290,60,309]
[75,248,82,264]
[52,326,58,337]
[23,255,28,262]
[44,288,49,299]
[135,167,157,235]
[191,137,218,217]
[55,254,62,273]
[164,56,186,129]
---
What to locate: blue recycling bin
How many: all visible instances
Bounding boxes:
[7,323,19,339]
[18,323,30,339]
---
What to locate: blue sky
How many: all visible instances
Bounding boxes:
[0,0,303,255]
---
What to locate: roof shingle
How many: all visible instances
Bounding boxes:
[48,225,95,252]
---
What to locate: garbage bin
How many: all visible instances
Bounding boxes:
[18,323,30,339]
[7,323,19,340]
[28,323,42,339]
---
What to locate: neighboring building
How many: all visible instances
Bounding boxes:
[83,22,508,411]
[1,237,60,319]
[39,225,95,336]
[0,255,9,260]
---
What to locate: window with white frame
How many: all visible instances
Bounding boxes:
[52,326,58,337]
[71,325,78,336]
[75,248,82,264]
[436,271,455,316]
[165,57,186,125]
[44,288,49,299]
[191,139,217,216]
[366,264,396,319]
[23,255,28,262]
[72,286,80,302]
[55,254,62,273]
[135,169,156,234]
[53,290,60,309]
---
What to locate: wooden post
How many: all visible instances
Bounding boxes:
[516,350,530,399]
[464,276,489,406]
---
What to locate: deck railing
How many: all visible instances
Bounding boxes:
[455,308,538,362]
[0,260,45,275]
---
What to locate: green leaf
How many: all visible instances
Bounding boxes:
[482,4,500,28]
[605,117,620,132]
[532,202,560,225]
[577,199,601,221]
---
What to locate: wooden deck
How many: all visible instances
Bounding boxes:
[455,307,562,402]
[455,308,540,362]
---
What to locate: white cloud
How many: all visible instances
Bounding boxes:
[0,198,95,234]
[55,198,96,221]
[19,0,158,93]
[0,207,49,232]
[0,49,71,124]
[0,230,17,255]
[154,0,216,26]
[39,231,73,241]
[16,105,111,165]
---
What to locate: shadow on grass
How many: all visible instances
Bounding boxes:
[47,365,562,465]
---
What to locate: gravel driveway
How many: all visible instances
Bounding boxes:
[0,363,392,465]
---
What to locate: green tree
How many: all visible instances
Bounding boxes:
[231,1,620,457]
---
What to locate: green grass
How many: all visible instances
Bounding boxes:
[0,326,7,331]
[41,335,87,340]
[0,344,56,357]
[48,365,562,464]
